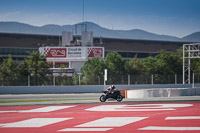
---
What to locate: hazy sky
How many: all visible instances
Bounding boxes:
[0,0,200,37]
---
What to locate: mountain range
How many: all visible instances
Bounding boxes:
[0,21,200,42]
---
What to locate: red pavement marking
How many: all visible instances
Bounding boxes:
[0,101,199,133]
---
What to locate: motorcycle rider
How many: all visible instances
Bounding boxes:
[100,84,123,102]
[106,85,116,94]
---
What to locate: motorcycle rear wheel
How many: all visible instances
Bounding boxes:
[100,95,106,102]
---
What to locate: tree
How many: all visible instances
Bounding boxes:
[125,55,144,75]
[0,55,19,85]
[155,50,182,75]
[104,52,126,75]
[72,72,79,85]
[21,51,50,85]
[104,52,126,84]
[141,56,158,74]
[81,57,104,85]
[191,59,200,73]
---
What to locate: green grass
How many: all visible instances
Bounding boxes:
[0,98,98,103]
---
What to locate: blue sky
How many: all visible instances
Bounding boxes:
[0,0,200,37]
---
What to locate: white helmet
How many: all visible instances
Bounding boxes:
[111,85,115,89]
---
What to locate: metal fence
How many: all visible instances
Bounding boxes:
[194,73,200,88]
[100,74,183,85]
[0,74,186,86]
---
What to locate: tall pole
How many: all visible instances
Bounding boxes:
[175,74,177,84]
[104,69,107,90]
[192,73,194,88]
[79,74,81,85]
[28,75,30,86]
[83,0,85,23]
[53,75,55,86]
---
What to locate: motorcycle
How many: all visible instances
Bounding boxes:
[99,89,123,102]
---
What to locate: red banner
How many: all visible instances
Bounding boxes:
[44,48,67,58]
[87,48,103,58]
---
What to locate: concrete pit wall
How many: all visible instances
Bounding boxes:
[127,88,200,98]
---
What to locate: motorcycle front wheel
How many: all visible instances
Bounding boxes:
[116,95,123,102]
[99,95,107,102]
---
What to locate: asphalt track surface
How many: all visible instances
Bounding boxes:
[0,101,200,133]
[0,93,100,100]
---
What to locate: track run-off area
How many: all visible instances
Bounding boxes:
[0,101,200,133]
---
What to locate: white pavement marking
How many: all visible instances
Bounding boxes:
[166,116,200,120]
[76,117,148,127]
[0,118,72,127]
[0,111,19,113]
[139,126,200,131]
[20,106,75,112]
[86,104,193,111]
[59,128,113,131]
[0,106,75,113]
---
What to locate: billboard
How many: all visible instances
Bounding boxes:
[39,47,67,58]
[87,47,103,58]
[39,47,104,60]
[68,47,84,58]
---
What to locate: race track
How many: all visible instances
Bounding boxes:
[0,101,200,133]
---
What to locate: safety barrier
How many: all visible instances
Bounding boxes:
[0,84,195,94]
[127,88,200,98]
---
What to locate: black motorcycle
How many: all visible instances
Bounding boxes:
[99,90,123,102]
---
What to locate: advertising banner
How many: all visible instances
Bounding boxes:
[67,47,83,58]
[87,47,103,58]
[39,47,104,60]
[40,47,67,58]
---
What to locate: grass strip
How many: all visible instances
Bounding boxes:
[0,98,98,103]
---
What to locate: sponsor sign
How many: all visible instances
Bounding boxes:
[40,47,67,58]
[88,48,103,58]
[67,47,83,58]
[39,47,104,59]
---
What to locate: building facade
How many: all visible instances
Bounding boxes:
[0,32,185,59]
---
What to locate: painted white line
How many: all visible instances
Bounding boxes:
[0,124,6,127]
[0,106,75,113]
[59,128,113,131]
[86,104,193,111]
[139,126,200,131]
[76,117,147,127]
[0,111,19,113]
[120,109,175,111]
[86,105,174,111]
[166,116,200,120]
[0,118,72,127]
[20,106,75,112]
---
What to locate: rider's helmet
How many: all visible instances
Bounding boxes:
[111,85,115,89]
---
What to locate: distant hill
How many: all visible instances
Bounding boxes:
[0,21,199,42]
[182,32,200,42]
